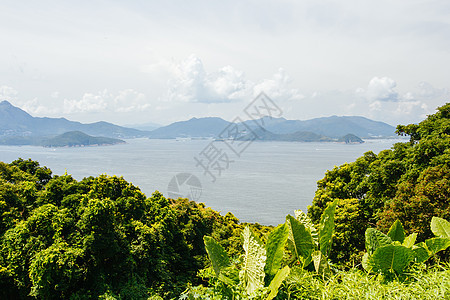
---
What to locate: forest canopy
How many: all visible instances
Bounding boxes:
[308,103,450,265]
[0,103,450,299]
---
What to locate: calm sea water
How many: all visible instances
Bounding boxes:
[0,138,402,225]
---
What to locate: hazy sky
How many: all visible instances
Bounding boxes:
[0,0,449,126]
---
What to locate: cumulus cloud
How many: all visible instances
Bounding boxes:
[64,90,109,113]
[63,89,151,114]
[21,98,60,115]
[167,55,249,103]
[0,85,19,101]
[416,81,449,100]
[358,76,399,102]
[166,55,303,103]
[0,86,60,115]
[253,68,303,101]
[114,89,150,112]
[352,78,448,124]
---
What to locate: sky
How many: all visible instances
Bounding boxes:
[0,0,449,126]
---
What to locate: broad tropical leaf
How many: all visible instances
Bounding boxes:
[318,200,337,257]
[239,226,266,295]
[294,209,318,243]
[312,250,330,275]
[286,215,314,264]
[412,242,431,264]
[267,266,290,300]
[365,228,392,255]
[431,217,450,238]
[425,237,450,255]
[402,233,417,248]
[361,252,371,272]
[218,266,240,286]
[387,220,405,243]
[369,244,414,274]
[265,223,288,278]
[204,236,230,276]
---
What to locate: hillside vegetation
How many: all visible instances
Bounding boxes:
[0,103,449,299]
[308,103,450,266]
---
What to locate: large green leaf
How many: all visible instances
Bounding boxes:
[218,266,240,286]
[294,209,318,243]
[369,244,414,274]
[318,199,337,257]
[312,250,330,275]
[267,266,290,300]
[361,252,371,272]
[286,215,314,264]
[365,228,392,255]
[425,237,450,255]
[204,236,230,276]
[431,217,450,238]
[402,233,417,248]
[387,220,405,243]
[265,223,288,278]
[239,226,266,295]
[412,242,431,264]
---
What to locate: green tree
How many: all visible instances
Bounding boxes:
[308,103,450,264]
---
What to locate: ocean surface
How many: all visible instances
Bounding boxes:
[0,138,402,225]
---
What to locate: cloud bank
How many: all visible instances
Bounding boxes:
[166,55,303,104]
[2,56,448,126]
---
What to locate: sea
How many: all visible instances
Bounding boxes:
[0,138,403,225]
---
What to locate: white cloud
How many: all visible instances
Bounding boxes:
[416,81,449,100]
[64,90,109,114]
[21,98,60,115]
[113,89,150,112]
[353,78,448,124]
[363,77,399,102]
[166,55,303,104]
[0,85,19,101]
[62,89,151,114]
[167,55,250,103]
[253,68,304,101]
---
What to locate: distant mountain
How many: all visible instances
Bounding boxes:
[239,127,333,142]
[147,117,230,139]
[0,100,149,138]
[124,121,161,131]
[1,100,397,142]
[252,116,395,138]
[148,115,396,139]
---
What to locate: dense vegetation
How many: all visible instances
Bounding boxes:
[1,103,450,299]
[309,103,450,266]
[0,158,264,299]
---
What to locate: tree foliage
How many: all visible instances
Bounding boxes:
[308,103,450,265]
[0,160,249,299]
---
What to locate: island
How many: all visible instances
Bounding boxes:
[337,133,365,144]
[0,131,125,147]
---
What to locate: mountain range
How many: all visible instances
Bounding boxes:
[0,100,398,145]
[146,116,396,139]
[0,100,148,138]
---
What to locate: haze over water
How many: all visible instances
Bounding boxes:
[0,138,402,225]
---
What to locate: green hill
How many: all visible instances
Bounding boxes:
[0,100,148,138]
[40,131,125,147]
[337,133,364,144]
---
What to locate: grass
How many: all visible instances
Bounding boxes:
[281,263,450,300]
[182,263,450,299]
